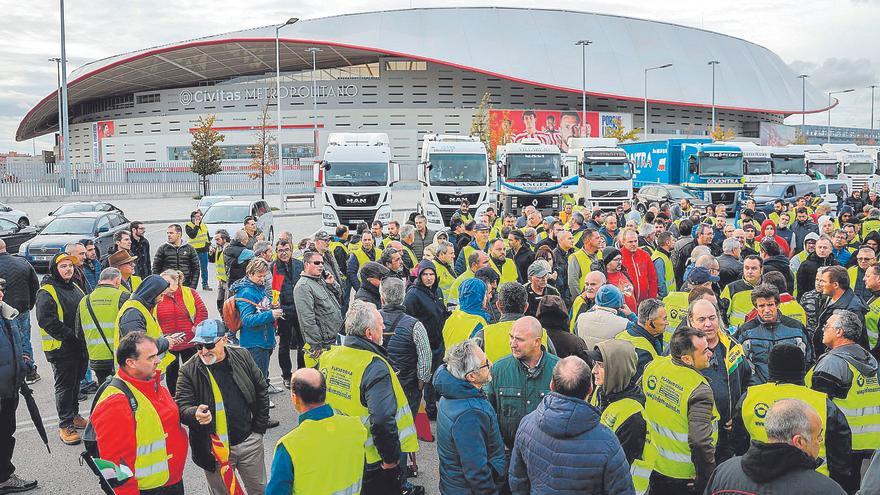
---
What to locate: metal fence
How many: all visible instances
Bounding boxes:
[0,159,316,201]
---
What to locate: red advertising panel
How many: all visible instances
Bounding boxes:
[489,109,600,153]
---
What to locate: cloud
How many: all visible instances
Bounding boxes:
[789,57,877,93]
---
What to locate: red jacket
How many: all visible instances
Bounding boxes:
[606,270,638,313]
[91,369,188,495]
[155,288,209,351]
[620,247,658,304]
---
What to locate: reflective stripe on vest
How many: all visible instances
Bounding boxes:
[489,258,519,284]
[483,320,549,363]
[79,286,123,361]
[185,222,209,249]
[114,300,175,372]
[616,330,659,360]
[651,250,677,293]
[95,375,170,489]
[721,283,754,329]
[442,309,487,351]
[319,346,419,463]
[807,361,880,451]
[868,297,880,350]
[643,356,719,479]
[600,398,654,495]
[434,262,456,301]
[204,367,230,447]
[279,413,367,495]
[741,382,829,476]
[38,283,85,352]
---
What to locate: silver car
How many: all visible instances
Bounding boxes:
[202,199,274,241]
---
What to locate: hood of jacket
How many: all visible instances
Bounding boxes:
[458,277,490,320]
[132,274,170,311]
[839,205,855,217]
[41,253,78,288]
[741,441,823,483]
[830,342,878,377]
[534,392,600,439]
[596,339,637,395]
[433,364,485,400]
[413,259,440,293]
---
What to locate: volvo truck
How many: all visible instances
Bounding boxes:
[565,137,633,210]
[496,139,575,216]
[315,132,399,233]
[823,144,879,191]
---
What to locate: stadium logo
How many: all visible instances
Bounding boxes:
[754,402,769,419]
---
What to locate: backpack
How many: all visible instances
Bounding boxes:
[222,296,258,332]
[83,377,137,458]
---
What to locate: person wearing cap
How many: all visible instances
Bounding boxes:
[176,319,274,495]
[357,260,391,308]
[720,254,764,329]
[75,267,130,385]
[294,250,343,367]
[153,223,200,290]
[35,252,88,445]
[346,231,382,293]
[455,222,491,276]
[109,249,142,294]
[523,260,560,318]
[576,285,633,349]
[731,344,851,484]
[601,246,638,313]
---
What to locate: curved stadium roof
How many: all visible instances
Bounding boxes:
[17,7,830,141]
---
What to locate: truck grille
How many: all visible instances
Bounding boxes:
[332,193,380,208]
[337,209,379,227]
[436,192,481,207]
[514,195,556,209]
[709,191,738,205]
[590,189,629,198]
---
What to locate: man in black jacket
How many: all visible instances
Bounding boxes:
[129,221,151,277]
[152,223,200,288]
[760,238,795,295]
[355,262,389,308]
[222,230,251,287]
[815,265,870,354]
[175,319,274,495]
[508,230,534,284]
[0,239,39,383]
[270,239,304,388]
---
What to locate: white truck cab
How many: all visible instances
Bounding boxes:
[566,137,633,210]
[316,132,399,233]
[496,139,570,216]
[822,143,879,191]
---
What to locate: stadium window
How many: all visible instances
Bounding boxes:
[384,60,427,71]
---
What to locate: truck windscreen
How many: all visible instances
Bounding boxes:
[808,162,838,178]
[507,154,561,179]
[325,162,388,186]
[744,159,771,175]
[429,153,488,186]
[844,162,874,175]
[772,157,806,175]
[699,156,742,177]
[581,161,632,180]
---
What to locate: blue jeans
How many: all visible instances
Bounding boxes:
[246,346,273,380]
[198,251,209,287]
[8,311,32,359]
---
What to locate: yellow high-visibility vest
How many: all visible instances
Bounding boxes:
[442,309,487,350]
[38,283,85,352]
[114,299,175,372]
[488,257,519,284]
[807,361,880,451]
[79,285,124,361]
[651,249,677,293]
[599,398,656,495]
[185,222,209,249]
[482,319,548,363]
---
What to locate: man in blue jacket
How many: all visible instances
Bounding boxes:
[509,355,634,494]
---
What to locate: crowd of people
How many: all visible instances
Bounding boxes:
[1,191,880,494]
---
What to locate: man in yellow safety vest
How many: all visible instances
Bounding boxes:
[115,274,184,373]
[185,209,211,290]
[76,267,129,384]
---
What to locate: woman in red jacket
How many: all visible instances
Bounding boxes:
[155,270,208,396]
[756,219,791,257]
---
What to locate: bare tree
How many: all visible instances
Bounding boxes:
[248,103,276,199]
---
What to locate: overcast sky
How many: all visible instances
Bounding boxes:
[2,0,878,154]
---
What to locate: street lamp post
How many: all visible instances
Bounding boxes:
[643,63,673,141]
[708,61,720,131]
[306,48,322,168]
[275,17,298,211]
[798,74,809,127]
[59,0,72,194]
[870,85,878,130]
[49,58,63,144]
[575,40,592,138]
[827,88,855,143]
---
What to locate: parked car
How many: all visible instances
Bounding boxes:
[815,179,850,214]
[197,195,234,211]
[635,184,710,213]
[20,211,130,271]
[0,203,31,228]
[750,181,821,214]
[0,218,37,254]
[202,199,274,241]
[37,201,123,229]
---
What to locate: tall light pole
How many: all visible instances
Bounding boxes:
[59,0,72,194]
[306,48,322,164]
[870,84,878,130]
[275,17,298,211]
[575,40,592,137]
[643,63,673,141]
[827,88,854,143]
[798,74,809,127]
[708,60,720,131]
[49,58,63,145]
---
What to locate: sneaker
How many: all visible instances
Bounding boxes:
[72,415,88,430]
[282,378,291,389]
[266,419,280,429]
[0,473,37,493]
[267,383,283,395]
[401,485,425,495]
[24,371,40,385]
[77,392,88,402]
[59,426,81,445]
[269,400,276,409]
[202,285,213,291]
[80,382,98,394]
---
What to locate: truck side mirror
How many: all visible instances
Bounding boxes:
[390,162,400,185]
[322,162,331,171]
[688,156,698,174]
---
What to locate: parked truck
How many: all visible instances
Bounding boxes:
[823,143,879,191]
[315,132,399,233]
[418,134,494,230]
[565,137,633,210]
[727,142,809,189]
[496,139,575,216]
[622,138,745,206]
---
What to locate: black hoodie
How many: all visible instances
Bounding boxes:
[35,255,86,361]
[117,274,171,355]
[403,260,447,350]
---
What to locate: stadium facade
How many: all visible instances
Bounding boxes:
[17,7,831,169]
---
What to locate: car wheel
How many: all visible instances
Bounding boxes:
[636,203,647,215]
[17,217,28,228]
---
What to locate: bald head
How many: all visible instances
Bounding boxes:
[512,316,542,340]
[551,356,592,400]
[510,316,544,362]
[290,368,326,413]
[765,398,823,458]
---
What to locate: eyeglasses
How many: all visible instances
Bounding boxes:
[195,341,217,351]
[470,361,490,374]
[310,261,324,265]
[858,257,874,262]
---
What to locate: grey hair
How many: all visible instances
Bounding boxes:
[687,298,722,326]
[379,277,405,306]
[722,237,741,255]
[344,299,378,338]
[637,298,665,323]
[497,282,528,314]
[689,245,712,261]
[253,241,272,257]
[765,398,815,443]
[828,309,864,342]
[235,229,249,243]
[859,246,875,257]
[523,227,537,238]
[571,212,584,226]
[436,241,454,257]
[445,339,483,380]
[399,224,415,241]
[64,242,84,253]
[695,254,719,269]
[585,270,607,284]
[380,247,399,265]
[870,208,880,219]
[99,267,122,282]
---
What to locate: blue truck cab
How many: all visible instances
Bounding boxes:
[622,138,744,206]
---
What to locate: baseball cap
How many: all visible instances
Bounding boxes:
[804,232,820,244]
[474,223,490,232]
[688,266,720,285]
[52,253,79,265]
[527,260,551,278]
[314,231,331,241]
[191,319,227,344]
[361,261,391,280]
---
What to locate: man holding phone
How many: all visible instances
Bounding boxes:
[294,251,343,367]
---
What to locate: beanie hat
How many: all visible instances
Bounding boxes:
[601,247,621,265]
[596,284,624,309]
[768,343,806,382]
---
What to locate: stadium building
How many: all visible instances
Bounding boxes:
[17,7,830,170]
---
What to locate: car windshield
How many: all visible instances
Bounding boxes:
[53,204,95,216]
[507,154,561,179]
[699,156,742,177]
[752,183,788,197]
[581,160,632,180]
[772,156,806,175]
[744,159,771,175]
[41,217,95,235]
[203,205,251,224]
[324,162,388,186]
[844,162,874,175]
[199,197,232,209]
[428,153,488,186]
[667,187,700,200]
